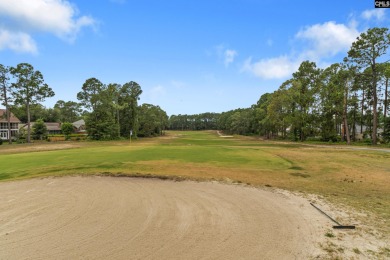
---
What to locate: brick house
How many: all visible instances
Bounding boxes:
[0,109,21,140]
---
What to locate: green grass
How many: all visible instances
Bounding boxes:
[0,134,290,179]
[1,130,390,234]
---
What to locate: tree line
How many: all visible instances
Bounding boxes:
[0,64,168,143]
[76,78,168,139]
[169,27,390,144]
[2,27,389,144]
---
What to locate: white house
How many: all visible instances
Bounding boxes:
[0,109,21,140]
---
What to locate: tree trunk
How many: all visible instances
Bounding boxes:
[384,77,388,120]
[6,107,11,144]
[361,88,364,134]
[352,98,356,142]
[117,108,120,137]
[372,64,378,145]
[27,100,31,143]
[343,81,351,145]
[2,85,12,144]
[384,77,389,137]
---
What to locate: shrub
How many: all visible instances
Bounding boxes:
[32,119,48,140]
[61,122,74,140]
[0,138,3,145]
[363,138,372,144]
[382,118,390,143]
[306,136,321,142]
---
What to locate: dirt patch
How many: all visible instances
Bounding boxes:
[0,142,84,154]
[217,131,234,138]
[0,176,387,259]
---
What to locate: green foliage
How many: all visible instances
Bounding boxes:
[11,103,61,123]
[169,113,219,130]
[61,122,74,139]
[77,79,145,140]
[118,81,143,138]
[255,93,274,138]
[10,63,55,143]
[32,119,48,140]
[54,100,82,122]
[167,28,390,145]
[17,127,26,141]
[318,63,345,141]
[77,78,116,140]
[138,103,168,137]
[382,118,390,143]
[218,107,262,136]
[347,27,390,144]
[2,27,390,146]
[0,138,3,145]
[0,64,14,144]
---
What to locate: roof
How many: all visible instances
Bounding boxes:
[45,122,62,131]
[0,109,21,123]
[22,122,62,131]
[73,119,85,128]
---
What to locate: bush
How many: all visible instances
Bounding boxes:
[306,136,322,142]
[32,119,48,140]
[382,118,390,143]
[61,122,74,140]
[363,138,372,144]
[332,135,341,142]
[0,138,3,145]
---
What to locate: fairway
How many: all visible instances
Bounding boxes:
[1,131,390,258]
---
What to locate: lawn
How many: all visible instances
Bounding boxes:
[1,130,390,233]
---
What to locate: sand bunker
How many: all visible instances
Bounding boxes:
[0,176,328,259]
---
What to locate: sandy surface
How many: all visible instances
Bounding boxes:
[0,176,331,259]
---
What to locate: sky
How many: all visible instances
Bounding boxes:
[0,0,389,116]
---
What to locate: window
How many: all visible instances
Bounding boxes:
[0,131,8,139]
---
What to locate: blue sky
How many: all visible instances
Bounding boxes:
[0,0,388,115]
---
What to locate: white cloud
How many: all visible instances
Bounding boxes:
[242,56,301,80]
[242,21,360,80]
[361,9,386,21]
[0,29,37,54]
[215,44,237,67]
[224,49,237,67]
[295,21,359,59]
[0,0,96,53]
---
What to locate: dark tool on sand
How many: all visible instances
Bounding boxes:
[310,203,356,229]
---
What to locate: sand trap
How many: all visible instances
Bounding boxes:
[0,176,328,259]
[216,131,234,138]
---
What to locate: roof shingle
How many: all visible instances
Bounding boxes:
[0,109,21,123]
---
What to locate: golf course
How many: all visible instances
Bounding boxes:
[1,131,390,259]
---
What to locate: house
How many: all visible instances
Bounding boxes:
[45,122,62,135]
[20,120,86,136]
[353,124,383,141]
[72,119,86,134]
[21,122,62,135]
[0,109,21,140]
